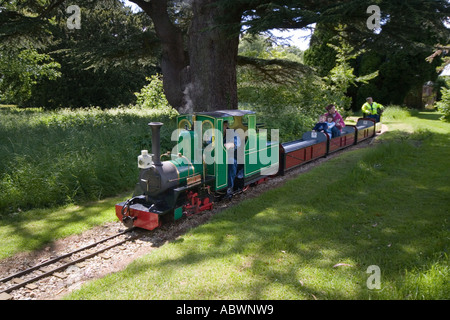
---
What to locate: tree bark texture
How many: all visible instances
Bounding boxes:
[186,0,241,112]
[132,0,242,112]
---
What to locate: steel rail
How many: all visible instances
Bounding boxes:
[0,228,137,295]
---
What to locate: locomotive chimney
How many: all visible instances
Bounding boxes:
[149,122,163,166]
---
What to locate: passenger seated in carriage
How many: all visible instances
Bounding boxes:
[325,104,345,138]
[325,115,336,139]
[312,115,328,135]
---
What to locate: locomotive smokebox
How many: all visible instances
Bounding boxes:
[149,122,163,166]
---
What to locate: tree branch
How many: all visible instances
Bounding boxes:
[129,0,182,41]
[39,0,66,19]
[238,55,315,73]
[237,55,316,84]
[426,44,450,72]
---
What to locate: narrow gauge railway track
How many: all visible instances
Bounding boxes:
[0,228,138,297]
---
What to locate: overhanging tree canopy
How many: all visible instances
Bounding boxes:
[0,0,159,107]
[1,0,449,111]
[129,0,449,112]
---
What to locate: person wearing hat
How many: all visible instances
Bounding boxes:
[324,104,345,138]
[362,97,384,123]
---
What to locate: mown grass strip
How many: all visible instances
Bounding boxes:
[0,193,131,260]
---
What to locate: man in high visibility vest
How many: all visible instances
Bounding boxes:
[362,97,384,123]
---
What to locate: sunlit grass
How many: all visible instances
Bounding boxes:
[0,193,131,259]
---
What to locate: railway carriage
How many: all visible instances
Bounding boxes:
[356,118,377,143]
[279,131,328,173]
[328,126,357,154]
[279,118,375,174]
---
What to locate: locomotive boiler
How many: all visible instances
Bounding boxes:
[116,122,206,230]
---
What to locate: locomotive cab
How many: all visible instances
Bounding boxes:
[183,110,280,192]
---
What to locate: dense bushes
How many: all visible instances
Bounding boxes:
[436,77,450,121]
[0,106,178,215]
[27,64,152,110]
[238,77,334,142]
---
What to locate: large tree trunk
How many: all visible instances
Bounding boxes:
[187,0,241,112]
[132,0,242,112]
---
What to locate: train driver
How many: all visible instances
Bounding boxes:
[223,120,241,199]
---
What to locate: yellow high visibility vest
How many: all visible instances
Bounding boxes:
[362,102,384,115]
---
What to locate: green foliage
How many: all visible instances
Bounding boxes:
[238,29,378,141]
[0,106,178,215]
[436,77,450,121]
[0,1,61,105]
[0,48,61,104]
[303,23,338,77]
[134,75,173,111]
[305,14,446,110]
[322,26,378,111]
[375,51,440,108]
[427,45,449,75]
[2,0,160,109]
[239,33,304,63]
[28,61,151,109]
[238,76,329,142]
[238,34,329,141]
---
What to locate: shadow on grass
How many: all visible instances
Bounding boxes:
[0,194,131,259]
[99,131,449,300]
[412,111,443,121]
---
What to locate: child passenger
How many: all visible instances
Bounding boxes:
[312,115,328,134]
[325,115,336,139]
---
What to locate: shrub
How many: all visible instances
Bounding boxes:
[238,74,335,142]
[134,75,173,111]
[436,77,450,121]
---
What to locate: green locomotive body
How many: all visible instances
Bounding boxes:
[116,110,279,230]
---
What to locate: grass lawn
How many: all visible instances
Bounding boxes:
[0,106,177,215]
[0,193,131,260]
[63,108,449,300]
